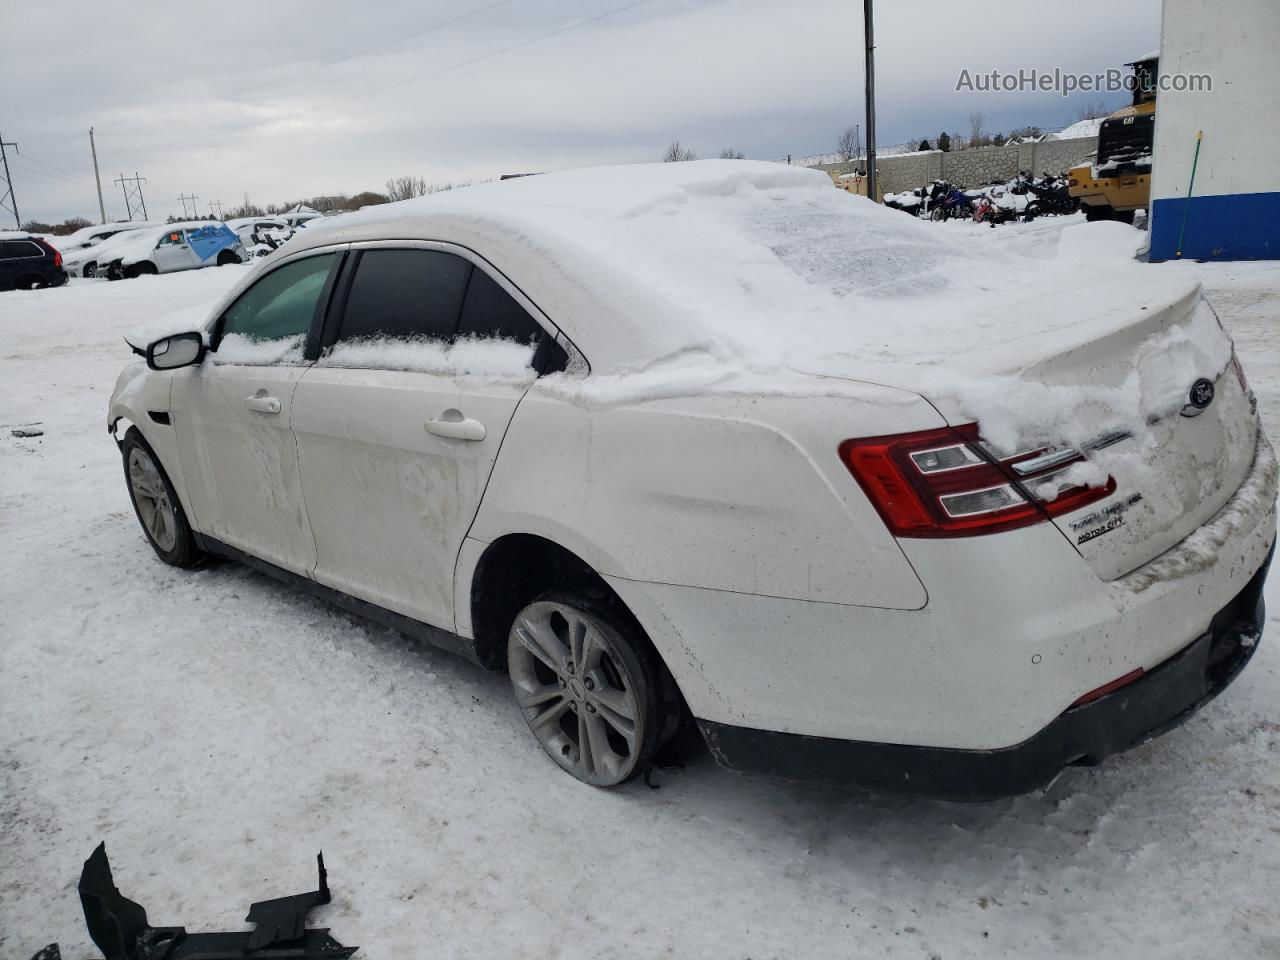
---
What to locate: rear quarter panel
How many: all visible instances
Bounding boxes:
[467,381,939,610]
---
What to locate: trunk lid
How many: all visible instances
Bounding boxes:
[799,282,1258,581]
[941,287,1257,580]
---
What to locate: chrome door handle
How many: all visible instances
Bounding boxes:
[426,415,486,441]
[244,395,281,415]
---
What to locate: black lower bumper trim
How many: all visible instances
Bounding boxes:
[698,547,1271,801]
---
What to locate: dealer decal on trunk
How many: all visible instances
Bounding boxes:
[1070,493,1144,545]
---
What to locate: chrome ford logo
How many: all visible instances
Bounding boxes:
[1181,378,1215,417]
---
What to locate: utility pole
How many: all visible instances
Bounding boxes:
[209,199,224,219]
[863,0,877,202]
[178,192,199,219]
[0,133,19,229]
[89,127,106,224]
[115,172,148,221]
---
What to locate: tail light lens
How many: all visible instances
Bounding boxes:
[839,424,1116,538]
[38,240,62,267]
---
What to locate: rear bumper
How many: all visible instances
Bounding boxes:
[699,547,1271,801]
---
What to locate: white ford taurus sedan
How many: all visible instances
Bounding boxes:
[109,161,1275,798]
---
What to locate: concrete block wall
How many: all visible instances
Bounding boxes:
[815,137,1097,196]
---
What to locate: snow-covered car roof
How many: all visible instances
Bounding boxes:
[0,230,39,241]
[293,160,1194,386]
[53,221,157,250]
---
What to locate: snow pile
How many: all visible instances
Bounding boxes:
[216,332,305,365]
[1050,117,1105,141]
[322,335,536,380]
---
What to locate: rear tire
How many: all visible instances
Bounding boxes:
[15,275,47,290]
[83,262,97,278]
[1084,204,1115,222]
[508,592,668,787]
[216,250,241,265]
[120,428,203,568]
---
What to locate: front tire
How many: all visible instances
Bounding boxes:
[121,428,202,567]
[508,593,667,786]
[83,262,97,278]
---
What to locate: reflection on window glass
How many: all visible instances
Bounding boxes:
[336,249,471,343]
[221,254,335,342]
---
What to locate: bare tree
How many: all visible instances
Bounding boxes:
[968,112,987,148]
[1074,100,1112,123]
[385,175,428,201]
[836,126,860,163]
[663,140,697,162]
[719,148,746,160]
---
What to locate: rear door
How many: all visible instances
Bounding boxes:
[291,243,548,631]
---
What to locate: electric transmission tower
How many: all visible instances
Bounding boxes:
[208,199,225,219]
[178,193,199,219]
[114,172,148,221]
[0,133,20,228]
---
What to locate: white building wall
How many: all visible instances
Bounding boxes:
[1149,0,1280,259]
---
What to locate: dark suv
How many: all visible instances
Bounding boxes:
[0,234,68,291]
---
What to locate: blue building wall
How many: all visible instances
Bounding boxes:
[1149,191,1280,261]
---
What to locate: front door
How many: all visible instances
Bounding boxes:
[291,245,548,630]
[153,229,198,273]
[171,250,341,574]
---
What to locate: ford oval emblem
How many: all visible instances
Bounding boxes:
[1181,378,1215,417]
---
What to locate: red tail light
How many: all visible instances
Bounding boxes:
[839,424,1115,538]
[38,239,62,267]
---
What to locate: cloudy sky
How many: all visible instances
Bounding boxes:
[2,0,1161,223]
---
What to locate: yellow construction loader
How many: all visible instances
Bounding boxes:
[1068,54,1158,223]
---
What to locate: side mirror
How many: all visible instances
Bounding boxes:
[146,332,205,371]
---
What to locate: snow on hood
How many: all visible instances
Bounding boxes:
[295,160,1222,451]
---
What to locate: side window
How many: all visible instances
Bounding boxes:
[219,253,335,344]
[0,244,41,263]
[156,231,183,248]
[457,268,547,345]
[334,249,471,343]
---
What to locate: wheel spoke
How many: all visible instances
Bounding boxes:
[582,711,618,778]
[528,696,570,731]
[515,683,563,711]
[513,615,567,673]
[589,686,637,745]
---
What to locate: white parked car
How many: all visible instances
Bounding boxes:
[109,162,1275,798]
[63,225,161,279]
[225,216,295,256]
[99,222,245,279]
[53,220,158,254]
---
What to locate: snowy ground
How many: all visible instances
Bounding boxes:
[2,224,1279,960]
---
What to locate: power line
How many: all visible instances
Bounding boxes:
[9,157,93,188]
[319,0,656,110]
[230,0,514,100]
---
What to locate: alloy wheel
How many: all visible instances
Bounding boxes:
[508,600,645,786]
[127,447,177,552]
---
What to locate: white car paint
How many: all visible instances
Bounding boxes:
[99,222,246,278]
[107,162,1275,793]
